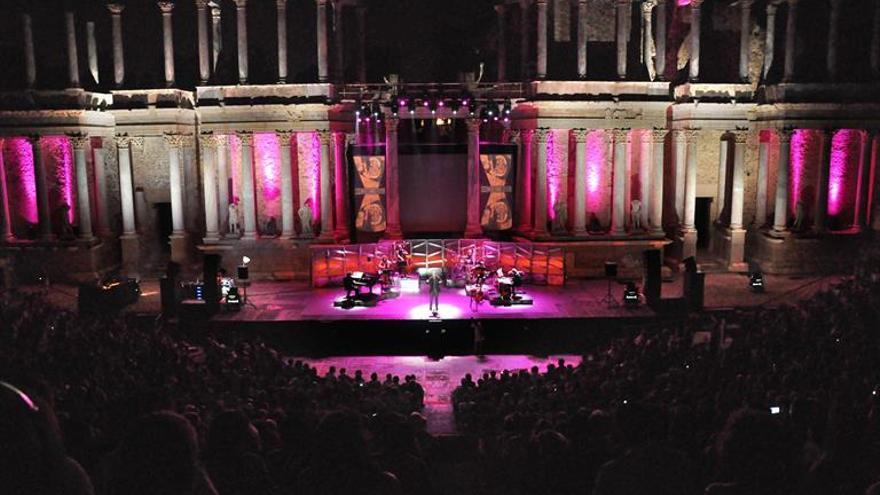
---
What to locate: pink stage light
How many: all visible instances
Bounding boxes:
[789,129,808,215]
[4,137,38,225]
[254,132,281,221]
[585,131,605,212]
[43,136,76,225]
[828,129,858,218]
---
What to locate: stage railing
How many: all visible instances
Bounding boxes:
[311,239,565,287]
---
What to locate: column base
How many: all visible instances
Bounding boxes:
[169,232,189,265]
[203,233,221,244]
[679,229,698,260]
[572,228,588,238]
[120,233,140,278]
[240,231,259,241]
[722,227,748,272]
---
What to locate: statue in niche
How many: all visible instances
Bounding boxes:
[299,198,314,237]
[227,198,241,237]
[793,201,805,231]
[264,216,278,237]
[631,199,643,231]
[588,212,604,234]
[552,200,568,235]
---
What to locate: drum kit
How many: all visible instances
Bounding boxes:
[461,257,525,310]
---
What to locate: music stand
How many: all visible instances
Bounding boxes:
[599,262,619,307]
[237,264,258,309]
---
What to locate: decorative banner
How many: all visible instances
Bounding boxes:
[352,154,387,232]
[479,153,514,231]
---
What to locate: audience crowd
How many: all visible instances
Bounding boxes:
[2,244,880,495]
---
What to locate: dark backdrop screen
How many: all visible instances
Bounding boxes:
[398,146,467,235]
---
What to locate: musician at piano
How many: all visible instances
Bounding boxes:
[394,242,409,276]
[343,272,358,299]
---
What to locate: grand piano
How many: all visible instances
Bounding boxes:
[336,271,381,309]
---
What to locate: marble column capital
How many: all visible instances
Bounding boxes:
[536,0,547,5]
[690,0,703,8]
[236,130,255,146]
[611,128,630,143]
[684,128,700,143]
[738,0,754,6]
[277,0,288,8]
[642,0,658,14]
[194,0,209,8]
[276,130,295,143]
[578,0,588,5]
[164,132,188,148]
[107,3,125,15]
[316,129,333,145]
[508,129,522,145]
[158,1,174,14]
[650,129,667,143]
[26,135,42,146]
[233,0,248,8]
[316,0,328,5]
[114,134,133,148]
[731,130,748,144]
[572,128,590,143]
[776,128,794,144]
[198,132,218,149]
[535,127,551,144]
[214,134,228,147]
[67,132,90,149]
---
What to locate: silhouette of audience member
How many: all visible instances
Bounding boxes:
[103,411,217,495]
[204,410,275,495]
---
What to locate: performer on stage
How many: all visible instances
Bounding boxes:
[428,269,442,316]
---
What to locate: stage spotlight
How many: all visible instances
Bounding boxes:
[486,100,495,117]
[623,282,640,307]
[450,99,460,114]
[428,99,437,114]
[390,101,399,117]
[503,100,512,115]
[241,255,251,265]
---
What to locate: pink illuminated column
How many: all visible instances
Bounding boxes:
[29,136,54,241]
[68,133,94,241]
[611,128,629,235]
[855,130,874,230]
[815,129,832,233]
[0,139,14,241]
[650,129,665,234]
[773,129,793,233]
[333,132,349,240]
[276,130,295,238]
[534,128,551,238]
[316,0,329,82]
[158,1,175,87]
[384,118,402,238]
[236,131,258,240]
[516,130,534,234]
[199,133,220,242]
[465,118,483,238]
[317,130,335,241]
[572,129,589,236]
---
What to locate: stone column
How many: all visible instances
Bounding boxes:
[277,130,295,238]
[681,129,699,259]
[739,0,752,82]
[234,0,249,84]
[317,130,334,241]
[688,0,703,82]
[332,0,345,82]
[715,137,729,223]
[755,137,770,228]
[316,0,329,82]
[763,2,778,79]
[673,130,687,224]
[199,133,220,242]
[534,129,551,238]
[611,128,629,235]
[872,1,880,80]
[772,129,792,233]
[68,134,95,241]
[642,1,657,80]
[385,118,402,238]
[91,140,111,237]
[517,130,534,234]
[826,0,841,81]
[577,0,588,78]
[783,0,798,82]
[277,0,289,83]
[536,0,548,79]
[86,21,99,85]
[29,136,54,241]
[655,0,667,79]
[158,1,175,87]
[164,133,187,245]
[814,129,832,233]
[116,136,139,275]
[650,129,665,234]
[216,135,230,234]
[616,0,629,79]
[572,129,589,236]
[729,132,747,230]
[108,4,125,87]
[496,4,507,81]
[0,139,14,241]
[211,3,222,72]
[65,11,80,88]
[855,130,873,231]
[356,7,367,81]
[465,118,483,237]
[333,132,349,240]
[236,131,258,240]
[22,13,36,88]
[196,0,210,85]
[520,0,531,80]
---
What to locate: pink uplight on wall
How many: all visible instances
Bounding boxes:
[4,137,38,227]
[300,132,321,220]
[585,131,605,213]
[789,129,808,216]
[828,129,859,224]
[42,136,76,225]
[254,132,281,224]
[546,130,560,220]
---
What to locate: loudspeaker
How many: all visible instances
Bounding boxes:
[160,276,178,317]
[166,261,181,279]
[643,249,662,305]
[688,272,705,310]
[684,256,697,274]
[237,265,249,281]
[604,262,618,278]
[203,254,221,312]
